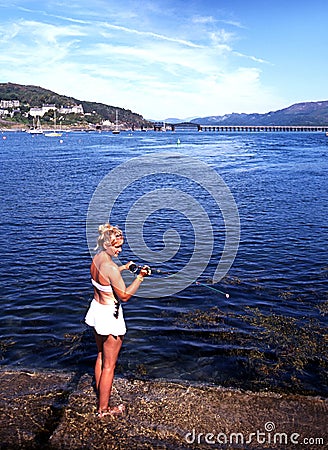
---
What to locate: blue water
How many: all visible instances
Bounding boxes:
[0,130,327,396]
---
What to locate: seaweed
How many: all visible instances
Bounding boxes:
[172,303,328,395]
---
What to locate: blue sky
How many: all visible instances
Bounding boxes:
[0,0,327,119]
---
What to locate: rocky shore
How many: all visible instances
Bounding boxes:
[0,369,327,449]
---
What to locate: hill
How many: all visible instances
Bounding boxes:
[2,83,328,128]
[0,82,152,128]
[191,101,328,126]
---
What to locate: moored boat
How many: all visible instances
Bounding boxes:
[112,110,120,134]
[27,116,43,134]
[44,110,63,137]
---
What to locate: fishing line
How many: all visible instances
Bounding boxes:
[128,262,230,298]
[194,281,230,298]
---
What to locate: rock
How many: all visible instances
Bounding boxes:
[0,369,327,449]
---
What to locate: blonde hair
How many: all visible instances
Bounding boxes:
[95,223,123,250]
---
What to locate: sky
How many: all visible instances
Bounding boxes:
[0,0,327,120]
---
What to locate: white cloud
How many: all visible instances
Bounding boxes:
[101,22,204,48]
[209,29,235,45]
[0,2,286,119]
[192,15,216,25]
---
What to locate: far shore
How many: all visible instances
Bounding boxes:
[2,121,328,134]
[0,125,152,133]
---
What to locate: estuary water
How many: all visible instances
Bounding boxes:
[0,130,327,396]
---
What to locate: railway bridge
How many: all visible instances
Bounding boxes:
[153,122,328,133]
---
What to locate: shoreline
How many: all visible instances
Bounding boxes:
[0,126,150,133]
[2,125,328,134]
[1,368,327,449]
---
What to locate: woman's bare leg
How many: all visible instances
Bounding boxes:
[95,333,123,412]
[94,332,104,391]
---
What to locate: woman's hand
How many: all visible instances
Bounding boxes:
[139,265,151,278]
[119,261,134,272]
[125,261,134,271]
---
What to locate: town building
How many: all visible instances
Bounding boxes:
[0,99,21,117]
[58,104,84,115]
[29,104,56,117]
[0,99,20,108]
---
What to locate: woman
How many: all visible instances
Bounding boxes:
[85,223,148,417]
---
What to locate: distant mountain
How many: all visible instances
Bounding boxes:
[148,117,187,124]
[163,118,183,124]
[191,101,328,126]
[150,117,198,123]
[0,82,152,127]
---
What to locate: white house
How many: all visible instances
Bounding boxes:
[58,104,84,115]
[29,104,56,117]
[0,99,20,108]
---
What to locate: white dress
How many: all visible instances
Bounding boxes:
[85,278,127,336]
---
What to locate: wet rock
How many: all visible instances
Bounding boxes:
[0,369,327,449]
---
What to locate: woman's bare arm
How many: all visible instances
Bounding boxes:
[108,265,144,302]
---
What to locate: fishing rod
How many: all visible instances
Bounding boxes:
[128,262,152,275]
[128,262,230,298]
[128,262,172,276]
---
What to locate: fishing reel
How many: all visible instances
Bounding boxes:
[128,262,152,276]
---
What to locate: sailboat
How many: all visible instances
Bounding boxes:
[112,110,120,134]
[27,116,43,134]
[44,110,63,137]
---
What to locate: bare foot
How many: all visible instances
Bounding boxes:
[109,404,125,415]
[97,404,125,418]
